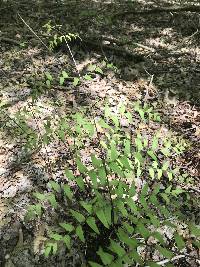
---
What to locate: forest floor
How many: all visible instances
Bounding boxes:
[0,0,200,266]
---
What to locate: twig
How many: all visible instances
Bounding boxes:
[17,13,49,50]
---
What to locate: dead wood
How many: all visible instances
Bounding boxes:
[113,5,200,19]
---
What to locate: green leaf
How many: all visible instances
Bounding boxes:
[122,222,134,234]
[70,209,85,223]
[76,225,85,242]
[52,243,57,255]
[48,193,57,208]
[73,77,80,86]
[59,76,65,85]
[44,244,52,257]
[87,64,96,72]
[116,200,128,217]
[189,224,200,237]
[96,209,109,228]
[95,67,103,74]
[125,112,133,123]
[59,223,74,232]
[80,201,93,214]
[76,176,85,190]
[48,181,60,192]
[136,222,150,239]
[35,204,42,217]
[111,115,119,128]
[76,158,88,173]
[64,169,75,180]
[135,137,143,151]
[152,232,165,245]
[63,235,71,249]
[49,233,62,241]
[97,247,114,265]
[98,167,107,185]
[157,169,162,180]
[147,150,157,161]
[152,136,158,150]
[118,156,132,170]
[174,233,185,250]
[148,213,160,227]
[117,228,138,248]
[98,119,110,129]
[62,71,68,78]
[88,170,98,188]
[91,154,102,168]
[124,139,131,156]
[149,167,155,179]
[126,198,138,214]
[156,245,173,259]
[86,217,100,234]
[110,140,118,161]
[89,262,103,267]
[84,74,93,81]
[129,250,143,265]
[109,240,126,257]
[104,205,112,226]
[109,162,124,177]
[63,184,73,200]
[162,161,170,171]
[45,71,53,81]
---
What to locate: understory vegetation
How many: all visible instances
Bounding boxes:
[0,0,200,266]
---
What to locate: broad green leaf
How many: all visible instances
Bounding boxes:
[95,67,103,74]
[124,139,131,156]
[141,183,149,196]
[116,200,128,217]
[97,247,114,265]
[48,181,60,192]
[117,228,138,248]
[33,192,46,201]
[147,150,157,161]
[86,217,100,234]
[98,167,107,185]
[98,119,111,129]
[63,184,73,200]
[157,169,162,180]
[73,77,80,86]
[109,162,124,177]
[70,209,85,223]
[156,245,173,259]
[135,137,143,151]
[63,235,71,249]
[110,140,118,161]
[125,112,133,123]
[129,250,143,265]
[104,205,112,226]
[152,232,165,245]
[139,195,148,210]
[76,176,85,190]
[118,156,132,170]
[64,169,75,180]
[129,183,136,197]
[89,262,103,267]
[189,224,200,237]
[52,242,57,255]
[149,167,155,179]
[174,233,185,250]
[91,154,102,168]
[62,70,68,78]
[35,204,42,217]
[96,209,109,228]
[87,64,96,72]
[152,136,158,150]
[44,244,52,257]
[49,233,62,241]
[111,115,119,128]
[88,170,98,188]
[59,223,74,232]
[134,152,143,164]
[126,198,138,213]
[48,193,57,208]
[136,222,150,239]
[59,76,65,85]
[122,222,134,234]
[119,103,126,115]
[84,74,93,81]
[76,225,85,242]
[76,158,88,173]
[45,71,53,81]
[80,201,93,214]
[148,213,160,227]
[167,171,173,181]
[109,240,126,257]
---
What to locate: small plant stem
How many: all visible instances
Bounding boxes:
[93,118,115,226]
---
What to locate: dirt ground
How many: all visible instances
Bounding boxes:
[0,0,200,266]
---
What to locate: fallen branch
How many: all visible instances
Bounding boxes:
[113,5,200,19]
